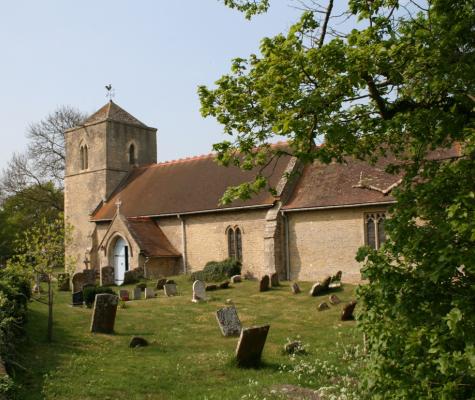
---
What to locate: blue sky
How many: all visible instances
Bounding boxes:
[0,0,302,170]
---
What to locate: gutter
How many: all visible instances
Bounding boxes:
[282,201,396,213]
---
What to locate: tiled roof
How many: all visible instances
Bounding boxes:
[91,153,292,220]
[83,101,148,127]
[126,217,180,257]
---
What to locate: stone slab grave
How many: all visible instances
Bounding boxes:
[291,282,301,294]
[235,325,270,367]
[145,288,155,299]
[259,275,270,292]
[216,306,242,337]
[133,287,142,300]
[271,273,279,287]
[341,300,357,321]
[192,280,206,302]
[309,275,332,296]
[72,290,83,306]
[71,272,85,293]
[119,289,130,301]
[230,275,242,283]
[100,266,114,287]
[83,269,96,286]
[90,293,118,334]
[164,283,177,297]
[155,278,167,290]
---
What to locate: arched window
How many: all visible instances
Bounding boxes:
[365,212,386,249]
[80,144,88,170]
[129,144,136,165]
[227,226,243,261]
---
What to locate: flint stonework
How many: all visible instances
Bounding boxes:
[90,293,118,334]
[216,306,242,337]
[235,325,270,367]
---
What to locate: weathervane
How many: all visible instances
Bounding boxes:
[105,84,115,100]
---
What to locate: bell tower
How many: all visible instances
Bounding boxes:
[64,101,157,272]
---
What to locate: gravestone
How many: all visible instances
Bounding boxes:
[192,280,206,302]
[136,283,147,291]
[235,325,270,367]
[321,276,332,290]
[291,282,301,294]
[329,294,341,305]
[119,289,130,301]
[166,279,175,284]
[145,288,156,299]
[129,337,148,348]
[259,275,270,292]
[90,293,118,333]
[164,284,177,297]
[317,302,330,311]
[133,287,142,300]
[309,283,324,296]
[341,300,357,321]
[205,284,218,291]
[72,272,85,292]
[270,273,279,287]
[216,306,242,337]
[100,266,114,286]
[230,275,242,283]
[123,270,138,285]
[57,273,70,291]
[83,269,96,286]
[72,290,83,306]
[329,281,342,290]
[219,281,230,289]
[155,278,167,290]
[332,270,342,282]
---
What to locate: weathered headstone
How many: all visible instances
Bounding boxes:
[192,280,206,302]
[83,269,96,286]
[291,282,301,294]
[166,279,175,284]
[72,290,83,306]
[230,275,242,283]
[317,302,330,311]
[259,275,270,292]
[206,284,218,291]
[155,278,167,290]
[100,266,114,286]
[329,294,341,305]
[270,273,279,287]
[332,270,342,282]
[219,280,230,289]
[123,270,138,285]
[309,283,324,296]
[216,306,242,337]
[57,273,70,291]
[119,289,130,301]
[72,272,85,292]
[145,288,156,299]
[341,300,357,321]
[321,275,332,290]
[136,282,147,291]
[235,325,270,367]
[90,293,118,333]
[164,284,177,297]
[129,336,148,348]
[133,287,142,300]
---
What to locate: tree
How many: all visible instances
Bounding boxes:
[11,215,73,342]
[200,1,474,398]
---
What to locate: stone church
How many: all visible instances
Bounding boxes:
[64,101,408,285]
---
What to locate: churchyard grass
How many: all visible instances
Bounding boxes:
[13,275,362,399]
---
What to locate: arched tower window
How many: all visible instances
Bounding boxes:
[365,212,386,249]
[129,144,136,165]
[227,226,243,261]
[80,144,88,170]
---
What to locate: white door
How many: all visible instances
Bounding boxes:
[113,238,129,285]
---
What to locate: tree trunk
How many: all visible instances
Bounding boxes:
[47,277,53,342]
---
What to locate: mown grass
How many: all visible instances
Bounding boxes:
[12,276,361,400]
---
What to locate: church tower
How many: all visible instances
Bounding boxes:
[64,101,157,272]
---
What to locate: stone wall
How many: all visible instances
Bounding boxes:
[286,205,389,283]
[144,257,180,278]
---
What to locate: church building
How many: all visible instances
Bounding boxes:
[64,101,402,285]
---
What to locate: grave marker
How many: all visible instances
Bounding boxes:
[216,306,242,337]
[90,294,118,334]
[235,325,270,367]
[192,280,206,302]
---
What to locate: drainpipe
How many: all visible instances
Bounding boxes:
[282,211,291,280]
[177,214,187,274]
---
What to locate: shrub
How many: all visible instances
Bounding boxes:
[83,286,115,308]
[191,258,241,282]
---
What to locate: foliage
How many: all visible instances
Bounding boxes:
[222,0,269,19]
[202,0,474,397]
[191,258,241,282]
[82,286,116,308]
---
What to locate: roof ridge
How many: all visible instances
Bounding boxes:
[156,152,216,166]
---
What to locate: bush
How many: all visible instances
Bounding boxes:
[191,258,241,282]
[83,286,115,308]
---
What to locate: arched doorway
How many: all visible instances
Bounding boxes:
[113,237,129,285]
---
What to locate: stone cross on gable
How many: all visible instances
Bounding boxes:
[115,200,122,213]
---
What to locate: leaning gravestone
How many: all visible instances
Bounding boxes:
[164,283,177,297]
[341,300,357,321]
[321,276,332,290]
[100,266,114,286]
[133,287,142,300]
[259,275,270,292]
[235,325,270,367]
[216,306,242,337]
[309,283,324,296]
[90,293,118,334]
[156,278,167,290]
[270,273,279,287]
[230,275,242,283]
[145,288,155,299]
[291,282,301,294]
[72,290,83,306]
[192,280,206,302]
[57,273,70,291]
[83,269,96,286]
[119,289,130,301]
[72,272,85,292]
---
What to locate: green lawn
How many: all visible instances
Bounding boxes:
[12,276,362,400]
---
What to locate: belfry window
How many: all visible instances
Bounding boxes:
[227,227,243,261]
[80,145,88,170]
[129,144,136,165]
[365,212,386,249]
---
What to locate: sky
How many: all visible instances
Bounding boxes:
[0,0,303,170]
